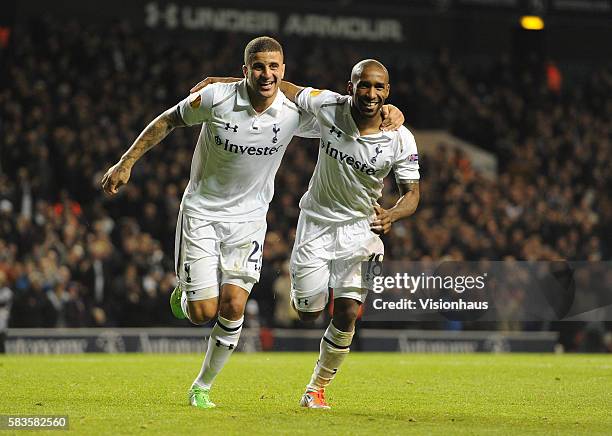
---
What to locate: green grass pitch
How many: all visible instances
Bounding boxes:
[0,353,610,435]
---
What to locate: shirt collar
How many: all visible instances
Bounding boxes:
[237,79,285,116]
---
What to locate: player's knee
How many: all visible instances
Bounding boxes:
[332,298,361,331]
[219,296,247,319]
[188,301,218,325]
[218,281,250,319]
[331,314,356,332]
[219,300,245,320]
[297,310,323,322]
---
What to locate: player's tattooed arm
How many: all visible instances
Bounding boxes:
[370,181,419,235]
[120,107,185,167]
[100,107,185,195]
[190,77,241,93]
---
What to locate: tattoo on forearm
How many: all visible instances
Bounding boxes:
[121,108,183,166]
[167,106,187,128]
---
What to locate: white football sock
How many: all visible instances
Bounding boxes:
[307,321,354,390]
[193,315,243,389]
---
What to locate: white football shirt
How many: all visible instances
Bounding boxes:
[177,80,319,222]
[295,88,420,223]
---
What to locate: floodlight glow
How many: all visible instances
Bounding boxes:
[520,16,544,30]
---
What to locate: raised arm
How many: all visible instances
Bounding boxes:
[278,80,304,103]
[100,106,185,195]
[189,77,404,130]
[189,77,304,103]
[370,182,420,235]
[282,81,403,130]
[190,77,241,93]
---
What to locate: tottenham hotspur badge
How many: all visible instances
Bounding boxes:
[370,145,383,164]
[272,124,280,143]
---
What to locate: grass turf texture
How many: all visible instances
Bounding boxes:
[0,353,610,435]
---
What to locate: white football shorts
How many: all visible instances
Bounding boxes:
[174,211,266,301]
[290,214,384,312]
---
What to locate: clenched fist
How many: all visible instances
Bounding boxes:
[100,162,132,195]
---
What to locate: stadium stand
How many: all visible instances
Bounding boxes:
[0,17,610,351]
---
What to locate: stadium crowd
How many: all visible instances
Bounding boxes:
[0,17,610,350]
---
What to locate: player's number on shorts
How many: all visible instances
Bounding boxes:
[366,253,383,279]
[248,241,263,271]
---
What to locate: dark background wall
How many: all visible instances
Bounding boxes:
[6,0,612,64]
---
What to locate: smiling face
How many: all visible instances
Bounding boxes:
[243,51,285,108]
[347,61,390,119]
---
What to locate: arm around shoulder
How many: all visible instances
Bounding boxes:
[279,80,305,103]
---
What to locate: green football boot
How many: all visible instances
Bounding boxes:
[188,385,216,409]
[170,285,186,319]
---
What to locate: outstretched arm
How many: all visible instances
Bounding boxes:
[370,182,419,235]
[190,77,241,93]
[100,107,185,195]
[189,77,302,100]
[189,78,405,130]
[281,81,404,131]
[278,81,304,103]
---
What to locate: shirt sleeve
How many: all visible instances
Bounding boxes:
[295,87,338,117]
[177,84,215,126]
[294,111,321,138]
[393,128,420,183]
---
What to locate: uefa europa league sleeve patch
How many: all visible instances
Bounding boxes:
[190,94,202,109]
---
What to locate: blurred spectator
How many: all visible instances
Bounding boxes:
[0,16,609,346]
[273,261,299,327]
[0,270,13,352]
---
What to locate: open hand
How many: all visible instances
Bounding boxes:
[380,104,405,131]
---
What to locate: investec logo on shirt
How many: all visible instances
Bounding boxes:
[215,135,284,156]
[321,139,377,175]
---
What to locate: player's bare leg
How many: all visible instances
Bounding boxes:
[185,298,219,325]
[189,284,249,408]
[296,308,323,322]
[300,297,360,409]
[171,281,219,324]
